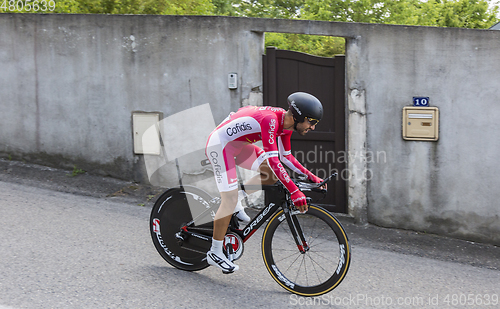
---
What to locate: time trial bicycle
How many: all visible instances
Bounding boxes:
[150,170,350,297]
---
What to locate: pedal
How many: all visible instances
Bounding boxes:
[223,232,244,261]
[225,243,234,262]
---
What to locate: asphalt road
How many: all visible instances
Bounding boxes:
[0,162,499,308]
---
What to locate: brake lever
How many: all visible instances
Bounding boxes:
[294,172,337,197]
[317,172,338,188]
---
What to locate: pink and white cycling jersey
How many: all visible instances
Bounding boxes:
[205,106,317,193]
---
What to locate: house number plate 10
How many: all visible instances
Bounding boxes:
[413,97,430,107]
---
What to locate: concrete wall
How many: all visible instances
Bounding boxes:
[362,25,500,245]
[1,14,500,245]
[0,14,264,182]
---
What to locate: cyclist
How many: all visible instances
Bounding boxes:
[205,92,326,273]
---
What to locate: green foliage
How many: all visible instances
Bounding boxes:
[212,0,238,15]
[0,0,216,14]
[422,0,499,28]
[236,0,499,56]
[236,0,305,18]
[2,0,498,56]
[301,0,499,29]
[68,165,85,177]
[266,33,345,56]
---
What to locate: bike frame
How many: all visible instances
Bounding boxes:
[233,173,335,245]
[178,184,288,251]
[234,183,285,241]
[179,173,336,255]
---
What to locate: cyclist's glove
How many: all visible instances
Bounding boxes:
[307,173,324,184]
[290,189,307,207]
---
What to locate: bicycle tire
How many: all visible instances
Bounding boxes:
[262,205,351,296]
[150,185,213,271]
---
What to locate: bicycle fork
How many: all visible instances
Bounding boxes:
[283,205,310,253]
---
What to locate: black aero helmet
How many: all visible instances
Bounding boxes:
[287,92,323,125]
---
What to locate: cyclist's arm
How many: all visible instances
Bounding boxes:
[278,133,323,184]
[260,116,307,210]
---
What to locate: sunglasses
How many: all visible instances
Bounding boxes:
[305,117,320,126]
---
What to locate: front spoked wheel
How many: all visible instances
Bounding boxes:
[262,205,351,296]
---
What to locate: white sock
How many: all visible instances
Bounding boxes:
[234,190,248,213]
[207,238,239,273]
[211,238,224,255]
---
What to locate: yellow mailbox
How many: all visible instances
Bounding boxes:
[402,107,439,141]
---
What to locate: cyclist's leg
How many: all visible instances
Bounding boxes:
[231,145,270,221]
[235,144,278,194]
[206,136,239,237]
[208,189,240,273]
[205,135,240,272]
[256,160,279,185]
[213,189,238,240]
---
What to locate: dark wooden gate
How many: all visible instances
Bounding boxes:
[263,46,346,213]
